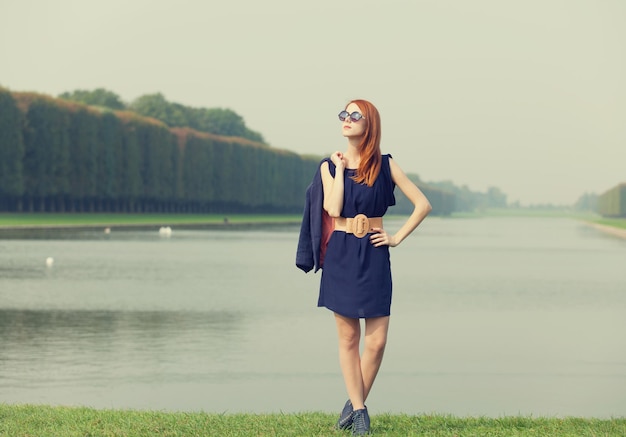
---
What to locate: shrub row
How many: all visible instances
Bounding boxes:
[0,89,316,213]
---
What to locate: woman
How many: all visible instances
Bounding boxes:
[318,99,432,435]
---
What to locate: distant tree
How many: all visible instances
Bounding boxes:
[389,173,455,216]
[129,93,187,126]
[486,186,507,208]
[425,180,509,211]
[97,112,122,209]
[67,108,99,211]
[59,88,126,110]
[574,192,598,211]
[22,99,71,212]
[427,180,477,211]
[197,108,264,142]
[0,89,24,209]
[129,93,265,143]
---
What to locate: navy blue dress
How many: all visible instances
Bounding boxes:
[318,154,396,318]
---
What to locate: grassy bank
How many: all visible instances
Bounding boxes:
[0,213,301,229]
[0,405,624,437]
[591,217,626,230]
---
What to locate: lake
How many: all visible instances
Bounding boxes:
[0,216,625,418]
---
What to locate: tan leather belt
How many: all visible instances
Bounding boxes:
[334,214,383,238]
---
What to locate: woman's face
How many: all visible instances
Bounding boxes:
[341,103,367,139]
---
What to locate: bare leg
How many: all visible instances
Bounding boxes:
[334,314,390,409]
[334,313,365,410]
[361,316,390,401]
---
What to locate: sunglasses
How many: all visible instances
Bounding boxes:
[338,110,366,122]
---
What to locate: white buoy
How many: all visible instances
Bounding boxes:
[159,226,172,237]
[45,257,54,267]
[104,227,111,234]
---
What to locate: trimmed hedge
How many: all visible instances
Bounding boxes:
[1,90,320,213]
[597,183,626,218]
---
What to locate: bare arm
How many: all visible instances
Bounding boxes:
[370,157,432,247]
[321,152,347,218]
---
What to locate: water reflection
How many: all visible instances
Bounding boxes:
[0,309,244,388]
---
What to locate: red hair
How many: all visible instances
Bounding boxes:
[348,99,381,187]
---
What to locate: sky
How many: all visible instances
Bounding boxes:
[1,0,625,205]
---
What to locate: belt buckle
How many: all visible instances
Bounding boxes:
[352,214,370,238]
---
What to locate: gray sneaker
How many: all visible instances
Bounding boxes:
[335,399,354,430]
[351,407,370,435]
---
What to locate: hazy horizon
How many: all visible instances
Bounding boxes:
[2,0,625,205]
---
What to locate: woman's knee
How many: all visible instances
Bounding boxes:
[364,334,387,355]
[364,317,389,354]
[337,327,360,350]
[335,314,361,349]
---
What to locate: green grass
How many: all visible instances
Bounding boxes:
[591,217,626,230]
[0,405,624,437]
[0,213,301,228]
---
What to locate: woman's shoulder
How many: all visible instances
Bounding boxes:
[382,153,394,168]
[319,157,335,177]
[319,157,333,169]
[379,153,394,179]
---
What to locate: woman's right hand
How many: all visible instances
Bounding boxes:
[330,151,346,170]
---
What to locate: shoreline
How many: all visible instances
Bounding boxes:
[0,221,302,238]
[0,213,302,232]
[583,221,626,239]
[0,220,301,234]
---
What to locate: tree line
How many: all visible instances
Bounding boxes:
[58,88,264,143]
[0,88,456,215]
[0,89,314,213]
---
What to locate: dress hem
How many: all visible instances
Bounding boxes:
[318,304,391,319]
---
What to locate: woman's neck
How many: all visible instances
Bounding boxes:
[344,141,361,169]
